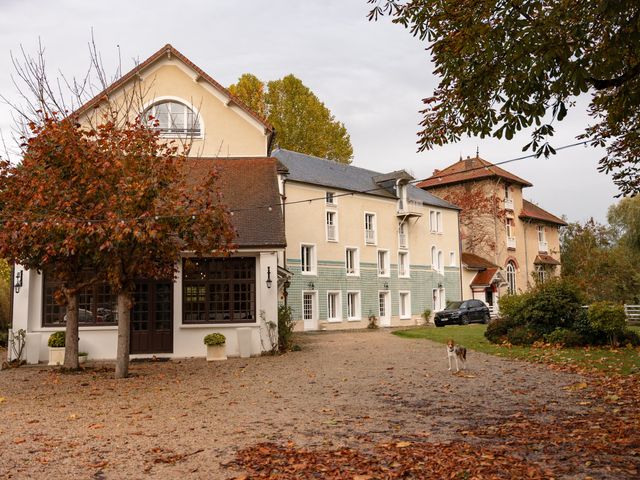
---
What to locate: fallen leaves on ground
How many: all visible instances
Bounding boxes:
[228,440,551,479]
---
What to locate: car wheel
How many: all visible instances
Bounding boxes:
[461,315,469,325]
[482,313,490,324]
[435,321,444,327]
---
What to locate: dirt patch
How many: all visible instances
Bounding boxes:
[0,330,635,478]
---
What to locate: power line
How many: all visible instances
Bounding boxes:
[0,139,593,224]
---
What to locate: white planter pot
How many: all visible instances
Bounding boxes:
[206,344,227,361]
[48,347,65,366]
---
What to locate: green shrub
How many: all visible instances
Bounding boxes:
[498,293,531,321]
[506,325,539,345]
[278,304,296,352]
[544,328,586,347]
[587,302,627,346]
[0,331,7,348]
[484,316,522,344]
[48,331,65,348]
[203,333,226,346]
[619,328,640,347]
[0,275,10,332]
[421,309,432,325]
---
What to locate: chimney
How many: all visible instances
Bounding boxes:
[433,169,440,176]
[465,155,473,170]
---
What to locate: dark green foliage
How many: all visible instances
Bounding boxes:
[0,331,7,348]
[484,316,521,344]
[506,325,538,346]
[421,309,431,325]
[47,331,65,348]
[619,329,640,347]
[544,328,586,347]
[498,294,531,322]
[278,304,296,352]
[203,333,226,346]
[587,302,627,346]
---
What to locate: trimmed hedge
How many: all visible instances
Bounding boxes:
[203,333,226,346]
[48,331,65,348]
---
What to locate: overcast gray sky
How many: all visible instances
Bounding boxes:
[0,0,620,223]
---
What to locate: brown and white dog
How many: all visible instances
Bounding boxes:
[447,339,467,372]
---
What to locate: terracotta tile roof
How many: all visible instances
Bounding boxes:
[72,44,273,134]
[470,268,500,287]
[520,200,567,226]
[183,157,286,249]
[417,156,533,189]
[534,254,561,266]
[461,252,498,270]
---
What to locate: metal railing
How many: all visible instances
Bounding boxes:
[365,229,376,244]
[398,233,408,249]
[327,224,337,241]
[538,240,548,252]
[504,198,514,210]
[507,236,517,249]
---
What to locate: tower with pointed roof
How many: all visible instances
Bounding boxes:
[418,155,566,311]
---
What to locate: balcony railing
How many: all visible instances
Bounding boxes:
[397,199,422,217]
[365,229,376,244]
[398,263,406,277]
[538,240,548,252]
[398,233,408,249]
[327,224,337,241]
[504,198,514,210]
[507,236,517,249]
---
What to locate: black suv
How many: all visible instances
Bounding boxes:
[434,300,490,327]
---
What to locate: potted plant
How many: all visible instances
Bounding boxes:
[47,331,65,366]
[204,333,226,361]
[78,352,88,364]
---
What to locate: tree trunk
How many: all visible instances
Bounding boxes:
[63,290,80,370]
[115,290,133,379]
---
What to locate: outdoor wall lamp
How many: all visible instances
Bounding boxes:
[266,266,273,289]
[383,282,389,290]
[307,282,315,290]
[14,270,23,294]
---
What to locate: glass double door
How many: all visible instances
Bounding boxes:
[130,281,173,354]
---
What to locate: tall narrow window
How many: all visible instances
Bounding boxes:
[399,292,410,319]
[535,265,546,284]
[327,292,341,321]
[365,213,376,244]
[325,191,336,205]
[326,211,338,241]
[438,251,444,273]
[431,246,438,270]
[301,244,316,274]
[429,211,437,232]
[506,262,517,294]
[398,222,408,249]
[303,292,314,321]
[449,251,456,266]
[345,248,359,276]
[347,291,360,320]
[436,211,443,233]
[398,252,409,277]
[378,250,389,276]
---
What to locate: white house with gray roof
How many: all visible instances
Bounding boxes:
[273,149,462,331]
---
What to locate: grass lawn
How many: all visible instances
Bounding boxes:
[394,324,640,375]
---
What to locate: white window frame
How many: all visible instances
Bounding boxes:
[326,210,338,242]
[364,212,377,245]
[438,250,444,274]
[345,247,360,276]
[300,243,317,275]
[326,291,342,322]
[302,290,317,321]
[537,225,545,242]
[436,211,443,233]
[377,249,390,277]
[432,287,446,311]
[398,251,410,278]
[449,251,456,267]
[399,291,411,319]
[142,97,203,138]
[429,210,437,233]
[431,245,438,271]
[325,191,336,206]
[398,221,409,250]
[506,262,517,294]
[535,264,546,283]
[346,291,361,321]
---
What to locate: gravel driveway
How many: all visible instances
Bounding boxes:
[0,329,590,479]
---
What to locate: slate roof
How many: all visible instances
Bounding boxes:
[273,149,459,210]
[520,200,567,226]
[184,157,286,249]
[417,156,533,189]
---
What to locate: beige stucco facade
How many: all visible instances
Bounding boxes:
[281,179,462,331]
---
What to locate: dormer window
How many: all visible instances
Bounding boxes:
[143,100,201,136]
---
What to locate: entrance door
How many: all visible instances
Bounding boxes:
[302,291,318,331]
[130,281,173,354]
[379,291,391,327]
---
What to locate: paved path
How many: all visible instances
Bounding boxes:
[0,330,585,479]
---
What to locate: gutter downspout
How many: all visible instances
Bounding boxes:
[457,210,463,301]
[523,219,530,288]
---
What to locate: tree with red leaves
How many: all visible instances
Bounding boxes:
[0,114,235,377]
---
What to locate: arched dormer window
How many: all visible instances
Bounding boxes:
[506,261,516,294]
[143,100,201,136]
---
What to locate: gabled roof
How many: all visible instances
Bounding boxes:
[273,149,458,210]
[520,200,567,226]
[72,44,273,134]
[184,157,285,249]
[461,252,498,270]
[534,254,562,266]
[470,268,503,287]
[417,156,533,189]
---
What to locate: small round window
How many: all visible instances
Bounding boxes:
[143,101,201,136]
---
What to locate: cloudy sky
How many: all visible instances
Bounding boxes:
[0,0,620,222]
